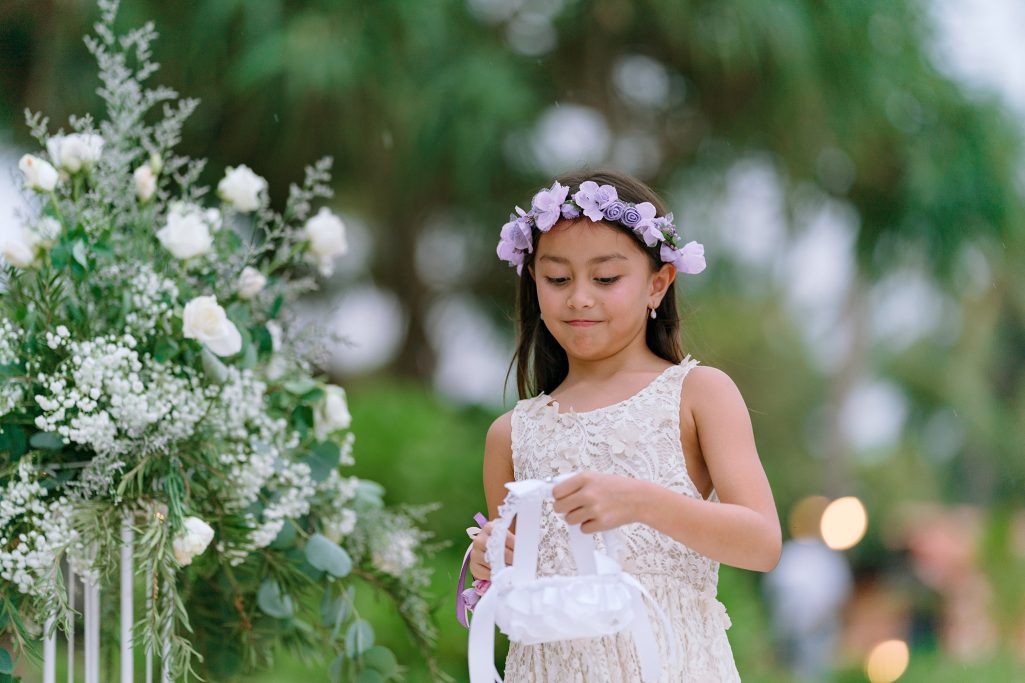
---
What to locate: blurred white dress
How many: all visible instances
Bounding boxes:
[503,356,742,682]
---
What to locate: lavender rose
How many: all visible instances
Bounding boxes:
[621,205,642,227]
[603,201,626,222]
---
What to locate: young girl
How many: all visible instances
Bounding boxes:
[468,170,781,682]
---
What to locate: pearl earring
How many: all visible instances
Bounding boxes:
[649,307,657,320]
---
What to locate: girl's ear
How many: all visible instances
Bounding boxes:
[650,263,676,298]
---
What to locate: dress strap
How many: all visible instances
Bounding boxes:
[662,354,701,401]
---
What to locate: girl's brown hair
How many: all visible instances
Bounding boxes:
[510,169,684,399]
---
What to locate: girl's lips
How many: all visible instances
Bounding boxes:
[567,320,600,327]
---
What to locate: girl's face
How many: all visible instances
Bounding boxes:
[530,219,675,363]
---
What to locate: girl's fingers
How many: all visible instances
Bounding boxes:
[470,561,490,581]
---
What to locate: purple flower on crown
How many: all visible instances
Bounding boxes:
[573,181,618,222]
[603,200,627,222]
[660,240,706,274]
[621,205,642,227]
[623,202,661,244]
[531,181,570,231]
[653,213,678,242]
[560,202,581,220]
[500,213,533,253]
[497,242,526,274]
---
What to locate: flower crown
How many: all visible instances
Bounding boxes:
[496,180,706,276]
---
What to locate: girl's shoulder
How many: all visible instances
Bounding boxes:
[679,363,750,420]
[486,409,514,447]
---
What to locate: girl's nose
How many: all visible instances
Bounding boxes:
[566,283,594,309]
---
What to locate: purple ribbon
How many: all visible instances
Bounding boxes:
[456,512,490,628]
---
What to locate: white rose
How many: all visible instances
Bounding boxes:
[157,202,214,259]
[314,384,352,439]
[182,295,242,356]
[217,165,267,213]
[46,133,104,173]
[237,266,267,299]
[34,216,62,245]
[133,164,157,202]
[304,208,348,277]
[172,516,215,566]
[18,154,59,192]
[1,229,40,268]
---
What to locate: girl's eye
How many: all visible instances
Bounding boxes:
[545,277,569,285]
[595,276,621,285]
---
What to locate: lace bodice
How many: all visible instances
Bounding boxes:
[511,356,720,590]
[503,355,741,682]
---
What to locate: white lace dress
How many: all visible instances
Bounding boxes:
[503,356,741,682]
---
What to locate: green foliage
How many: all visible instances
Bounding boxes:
[305,534,353,578]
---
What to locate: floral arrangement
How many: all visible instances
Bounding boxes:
[496,180,706,275]
[0,2,440,681]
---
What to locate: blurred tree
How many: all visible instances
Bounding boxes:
[2,0,1021,381]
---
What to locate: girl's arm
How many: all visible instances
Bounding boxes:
[553,367,782,572]
[469,411,516,580]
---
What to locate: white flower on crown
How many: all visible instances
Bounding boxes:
[172,516,215,566]
[133,164,157,202]
[1,228,41,269]
[157,202,220,259]
[182,295,242,357]
[314,384,351,439]
[46,133,104,173]
[218,165,267,213]
[237,266,267,300]
[18,154,59,192]
[304,207,348,277]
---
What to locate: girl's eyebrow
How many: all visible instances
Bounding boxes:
[538,254,628,264]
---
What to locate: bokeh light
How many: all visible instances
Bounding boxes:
[788,495,830,539]
[865,639,910,683]
[820,496,868,550]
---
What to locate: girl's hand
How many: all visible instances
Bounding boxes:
[552,471,646,533]
[469,520,515,581]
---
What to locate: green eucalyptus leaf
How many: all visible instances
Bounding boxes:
[252,325,272,354]
[71,240,89,268]
[362,646,399,676]
[201,346,229,385]
[0,425,28,460]
[0,363,21,380]
[328,653,345,683]
[0,647,12,674]
[355,669,384,683]
[345,619,374,658]
[354,480,385,510]
[239,340,258,369]
[153,337,180,362]
[226,302,251,327]
[50,244,69,269]
[291,405,313,436]
[306,533,352,577]
[270,521,297,549]
[269,294,283,319]
[256,579,294,619]
[283,379,319,395]
[29,432,64,450]
[304,441,341,482]
[320,589,350,627]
